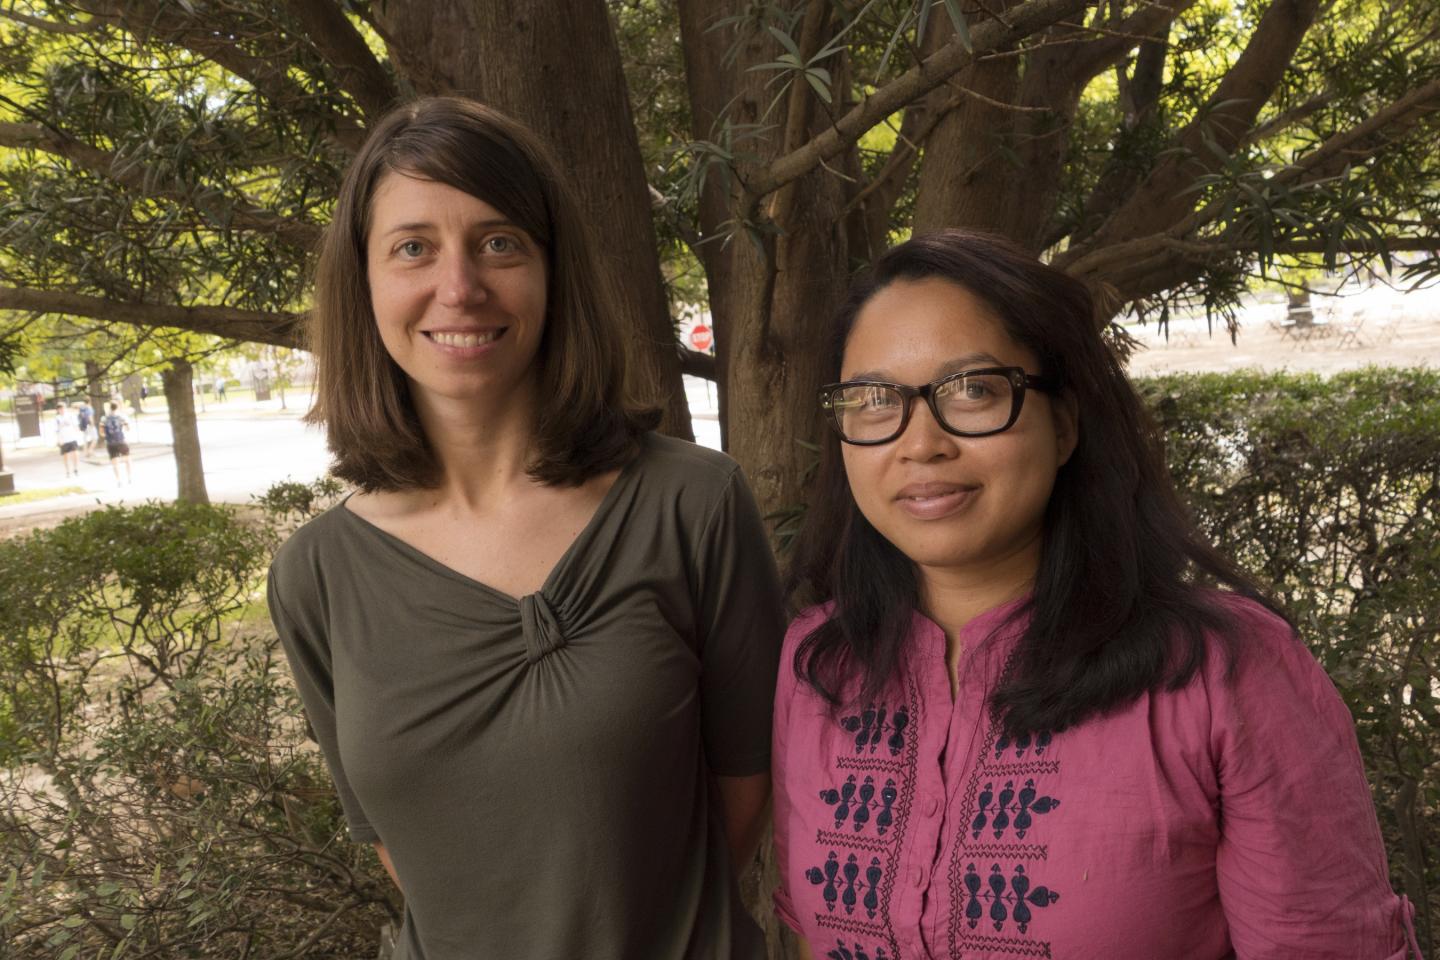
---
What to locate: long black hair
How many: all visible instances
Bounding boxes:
[787,230,1287,738]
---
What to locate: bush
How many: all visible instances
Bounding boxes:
[0,498,393,959]
[1140,367,1439,953]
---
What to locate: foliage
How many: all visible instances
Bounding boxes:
[1141,367,1440,952]
[251,474,346,530]
[0,1,1434,339]
[0,495,394,959]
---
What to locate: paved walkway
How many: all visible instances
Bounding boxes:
[1126,285,1440,376]
[0,393,330,534]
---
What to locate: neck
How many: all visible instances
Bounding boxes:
[917,532,1041,644]
[410,376,540,509]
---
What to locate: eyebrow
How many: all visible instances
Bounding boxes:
[847,351,1004,382]
[377,218,520,238]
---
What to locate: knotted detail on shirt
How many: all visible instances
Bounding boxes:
[519,592,568,664]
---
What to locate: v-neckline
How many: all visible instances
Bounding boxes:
[337,446,644,606]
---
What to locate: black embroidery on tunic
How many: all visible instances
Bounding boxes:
[806,851,885,919]
[824,940,891,960]
[841,704,910,756]
[821,775,899,835]
[971,778,1060,841]
[807,678,921,958]
[961,863,1060,934]
[946,649,1064,958]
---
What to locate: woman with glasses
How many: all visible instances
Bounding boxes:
[267,98,781,960]
[771,231,1419,959]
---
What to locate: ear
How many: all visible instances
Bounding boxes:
[1051,389,1079,466]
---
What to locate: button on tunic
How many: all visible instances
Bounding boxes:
[269,434,783,959]
[772,595,1418,959]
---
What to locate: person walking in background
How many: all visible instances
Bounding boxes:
[76,400,95,456]
[772,230,1420,959]
[53,401,81,477]
[101,402,132,485]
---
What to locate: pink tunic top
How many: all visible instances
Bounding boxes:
[772,594,1420,959]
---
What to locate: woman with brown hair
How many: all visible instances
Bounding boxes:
[267,97,782,960]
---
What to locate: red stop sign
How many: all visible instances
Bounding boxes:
[689,324,713,351]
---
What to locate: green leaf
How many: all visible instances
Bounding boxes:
[916,0,933,48]
[805,71,833,104]
[766,26,801,59]
[942,0,973,52]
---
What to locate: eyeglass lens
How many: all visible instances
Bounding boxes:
[831,373,1015,442]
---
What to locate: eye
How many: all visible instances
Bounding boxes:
[868,388,901,409]
[484,235,520,255]
[396,239,427,259]
[963,380,995,400]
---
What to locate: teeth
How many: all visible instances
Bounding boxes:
[430,330,500,348]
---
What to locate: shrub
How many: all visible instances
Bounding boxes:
[0,498,393,959]
[1140,367,1439,953]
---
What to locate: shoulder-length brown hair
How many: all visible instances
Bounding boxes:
[306,96,657,490]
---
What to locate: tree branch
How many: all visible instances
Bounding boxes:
[648,184,704,261]
[1061,0,1196,84]
[74,0,367,152]
[1066,0,1323,260]
[283,0,398,119]
[1063,74,1440,279]
[0,7,110,32]
[0,287,302,349]
[843,94,961,254]
[678,346,716,381]
[0,122,324,248]
[1269,75,1440,187]
[1240,89,1342,147]
[745,0,1092,198]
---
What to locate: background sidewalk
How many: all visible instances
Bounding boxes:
[0,391,331,533]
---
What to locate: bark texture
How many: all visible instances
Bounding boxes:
[160,357,208,505]
[679,0,853,539]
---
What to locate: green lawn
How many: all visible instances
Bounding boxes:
[0,485,85,505]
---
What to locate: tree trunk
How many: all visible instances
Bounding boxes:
[160,357,208,504]
[912,11,1024,240]
[680,0,854,528]
[680,7,862,958]
[373,0,693,440]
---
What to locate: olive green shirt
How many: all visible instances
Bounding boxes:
[267,434,782,959]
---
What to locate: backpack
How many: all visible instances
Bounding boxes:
[102,414,126,444]
[77,407,91,431]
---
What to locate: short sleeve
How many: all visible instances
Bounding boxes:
[1212,601,1417,958]
[267,566,379,844]
[691,467,785,777]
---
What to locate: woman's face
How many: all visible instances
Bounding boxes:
[365,171,548,408]
[839,277,1077,585]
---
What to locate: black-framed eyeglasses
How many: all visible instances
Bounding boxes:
[819,366,1061,445]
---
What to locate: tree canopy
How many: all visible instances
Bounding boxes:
[1,0,1437,514]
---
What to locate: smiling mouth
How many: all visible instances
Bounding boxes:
[423,330,504,348]
[893,483,979,519]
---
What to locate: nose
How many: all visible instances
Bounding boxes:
[436,249,488,308]
[895,396,960,463]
